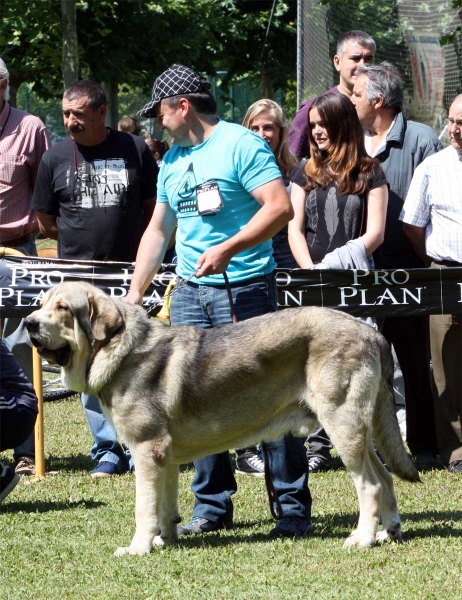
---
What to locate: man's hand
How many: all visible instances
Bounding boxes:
[124,289,143,305]
[195,243,233,278]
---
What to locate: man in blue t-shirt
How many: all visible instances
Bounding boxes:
[126,64,312,538]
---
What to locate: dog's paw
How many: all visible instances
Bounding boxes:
[114,545,151,557]
[153,535,165,547]
[343,531,376,548]
[376,525,402,544]
[153,532,177,547]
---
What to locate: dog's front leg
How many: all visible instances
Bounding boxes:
[153,463,180,547]
[114,441,165,557]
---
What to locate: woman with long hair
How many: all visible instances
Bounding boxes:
[288,93,388,269]
[288,93,388,473]
[242,99,298,268]
[233,100,299,477]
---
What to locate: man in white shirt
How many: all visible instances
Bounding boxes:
[400,94,462,474]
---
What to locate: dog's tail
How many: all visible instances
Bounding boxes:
[373,335,421,483]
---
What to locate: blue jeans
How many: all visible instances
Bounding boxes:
[2,238,38,460]
[170,273,312,524]
[81,394,133,472]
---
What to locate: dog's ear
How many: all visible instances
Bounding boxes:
[88,291,124,343]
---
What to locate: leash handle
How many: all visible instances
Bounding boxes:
[261,442,284,520]
[223,271,238,324]
[223,271,283,520]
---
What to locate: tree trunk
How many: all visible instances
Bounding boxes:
[102,81,119,130]
[8,76,20,108]
[260,69,274,99]
[61,0,79,90]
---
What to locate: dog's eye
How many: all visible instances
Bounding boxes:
[57,304,69,312]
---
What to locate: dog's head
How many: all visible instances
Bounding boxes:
[25,282,124,392]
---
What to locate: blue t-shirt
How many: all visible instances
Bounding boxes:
[157,120,282,284]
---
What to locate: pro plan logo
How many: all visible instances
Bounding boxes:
[338,269,423,307]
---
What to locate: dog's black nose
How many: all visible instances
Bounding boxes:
[25,317,39,333]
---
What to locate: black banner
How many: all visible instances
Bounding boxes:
[1,255,461,318]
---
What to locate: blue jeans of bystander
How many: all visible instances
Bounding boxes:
[81,394,133,472]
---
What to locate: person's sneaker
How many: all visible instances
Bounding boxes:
[0,463,21,503]
[396,408,406,441]
[448,460,462,473]
[177,516,234,536]
[14,456,35,477]
[308,455,331,473]
[235,451,265,477]
[414,452,440,471]
[91,461,121,478]
[270,517,315,539]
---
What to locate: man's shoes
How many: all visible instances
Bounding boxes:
[413,452,440,471]
[448,460,462,473]
[0,463,20,503]
[177,516,234,536]
[91,461,122,478]
[270,517,315,539]
[14,456,35,477]
[235,451,265,477]
[308,455,331,473]
[396,408,406,441]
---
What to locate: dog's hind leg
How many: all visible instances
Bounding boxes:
[114,438,167,557]
[153,463,180,547]
[323,413,382,548]
[369,448,402,543]
[341,446,382,548]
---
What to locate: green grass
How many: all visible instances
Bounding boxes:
[1,396,461,600]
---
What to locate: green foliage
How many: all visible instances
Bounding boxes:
[2,0,297,108]
[440,0,462,46]
[1,0,63,102]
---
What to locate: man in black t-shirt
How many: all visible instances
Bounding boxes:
[32,80,158,478]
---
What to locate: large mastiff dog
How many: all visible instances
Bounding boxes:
[25,282,419,556]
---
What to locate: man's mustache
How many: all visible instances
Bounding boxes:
[68,124,84,133]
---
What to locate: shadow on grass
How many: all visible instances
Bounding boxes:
[176,508,462,549]
[2,498,105,514]
[45,453,98,472]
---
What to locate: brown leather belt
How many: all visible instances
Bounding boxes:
[0,230,35,247]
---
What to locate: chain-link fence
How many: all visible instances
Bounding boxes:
[297,0,462,135]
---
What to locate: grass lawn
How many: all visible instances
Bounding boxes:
[1,395,461,600]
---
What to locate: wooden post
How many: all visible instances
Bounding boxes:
[32,347,45,479]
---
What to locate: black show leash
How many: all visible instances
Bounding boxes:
[222,271,283,520]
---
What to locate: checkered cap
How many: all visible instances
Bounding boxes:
[137,64,211,118]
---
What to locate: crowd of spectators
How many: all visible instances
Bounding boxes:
[1,35,461,507]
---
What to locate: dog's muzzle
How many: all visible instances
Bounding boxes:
[25,316,72,366]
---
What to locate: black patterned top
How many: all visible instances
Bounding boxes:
[292,165,388,264]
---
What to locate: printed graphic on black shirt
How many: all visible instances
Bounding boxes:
[68,158,129,208]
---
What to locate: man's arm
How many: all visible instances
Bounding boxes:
[403,224,431,266]
[195,177,293,278]
[125,202,177,305]
[36,212,59,240]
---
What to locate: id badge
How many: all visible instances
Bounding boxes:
[196,180,224,215]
